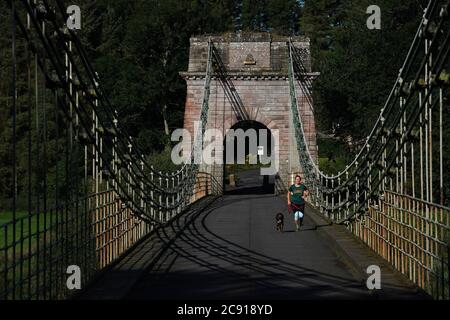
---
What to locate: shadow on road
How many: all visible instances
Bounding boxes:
[224,168,274,195]
[122,196,422,300]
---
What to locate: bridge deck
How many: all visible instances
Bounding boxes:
[79,172,428,300]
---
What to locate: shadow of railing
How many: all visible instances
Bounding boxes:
[0,171,220,300]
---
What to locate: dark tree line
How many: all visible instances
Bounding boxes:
[75,0,427,148]
[1,0,444,209]
[77,0,303,154]
[302,0,428,141]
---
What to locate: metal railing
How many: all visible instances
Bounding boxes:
[0,0,219,300]
[211,46,249,121]
[288,0,450,298]
[352,191,449,298]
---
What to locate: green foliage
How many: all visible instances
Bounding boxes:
[241,0,302,34]
[0,211,54,250]
[0,0,447,211]
[301,0,424,139]
[301,0,449,204]
[145,145,181,174]
[317,135,352,175]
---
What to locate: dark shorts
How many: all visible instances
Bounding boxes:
[288,203,305,214]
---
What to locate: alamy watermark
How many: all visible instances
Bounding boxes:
[66,265,81,290]
[366,5,381,30]
[366,265,381,290]
[67,5,81,30]
[171,121,279,175]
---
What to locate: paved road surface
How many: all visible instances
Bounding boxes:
[80,169,427,300]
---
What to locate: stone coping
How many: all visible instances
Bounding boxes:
[190,32,310,43]
[180,71,320,80]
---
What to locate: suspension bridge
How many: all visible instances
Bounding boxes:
[0,0,449,300]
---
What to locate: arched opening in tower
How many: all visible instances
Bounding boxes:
[223,120,275,195]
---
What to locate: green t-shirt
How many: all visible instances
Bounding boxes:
[289,184,308,205]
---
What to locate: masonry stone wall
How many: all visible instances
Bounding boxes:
[181,33,318,193]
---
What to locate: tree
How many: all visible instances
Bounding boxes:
[301,0,424,140]
[240,0,302,34]
[266,0,301,35]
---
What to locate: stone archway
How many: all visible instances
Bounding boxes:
[181,33,318,194]
[222,120,276,194]
[223,107,279,134]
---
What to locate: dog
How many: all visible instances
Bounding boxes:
[275,212,284,232]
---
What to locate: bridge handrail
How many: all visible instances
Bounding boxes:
[288,2,430,181]
[288,0,450,223]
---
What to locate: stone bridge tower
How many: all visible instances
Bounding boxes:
[181,33,318,193]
